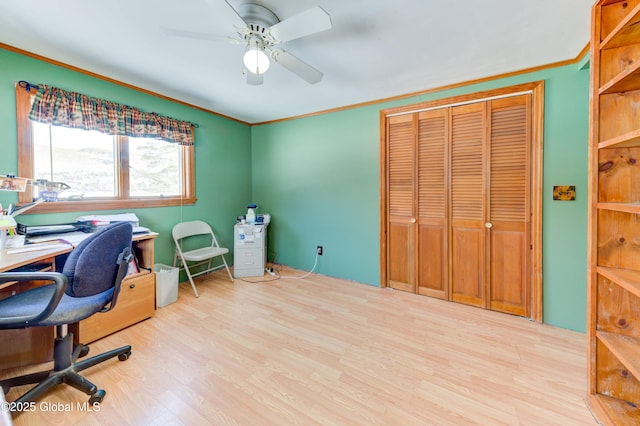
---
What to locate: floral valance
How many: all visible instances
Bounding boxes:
[26,83,195,145]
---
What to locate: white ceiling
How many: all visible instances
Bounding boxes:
[0,0,592,124]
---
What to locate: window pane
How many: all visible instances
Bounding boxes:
[129,137,181,197]
[33,122,116,199]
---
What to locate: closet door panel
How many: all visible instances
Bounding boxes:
[450,104,485,307]
[417,109,448,298]
[451,222,483,306]
[388,222,414,292]
[490,224,527,315]
[418,222,444,297]
[387,114,416,292]
[487,96,531,316]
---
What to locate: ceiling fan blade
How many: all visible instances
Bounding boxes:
[268,6,332,43]
[247,72,263,86]
[223,0,248,28]
[271,49,323,84]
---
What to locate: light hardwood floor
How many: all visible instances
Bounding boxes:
[3,268,596,425]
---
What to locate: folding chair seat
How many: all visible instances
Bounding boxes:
[172,220,233,297]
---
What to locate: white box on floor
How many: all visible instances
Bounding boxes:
[154,263,178,307]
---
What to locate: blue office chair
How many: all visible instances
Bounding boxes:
[0,222,134,415]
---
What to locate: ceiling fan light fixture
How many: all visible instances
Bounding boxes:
[243,36,270,75]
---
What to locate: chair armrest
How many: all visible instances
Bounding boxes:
[0,272,67,328]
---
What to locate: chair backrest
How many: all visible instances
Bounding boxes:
[172,220,220,247]
[63,222,133,298]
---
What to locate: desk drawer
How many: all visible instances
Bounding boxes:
[78,272,155,343]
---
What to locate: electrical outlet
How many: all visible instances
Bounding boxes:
[317,245,323,256]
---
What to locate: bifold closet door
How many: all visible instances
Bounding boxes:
[486,96,531,317]
[448,96,531,315]
[387,114,416,292]
[385,93,531,316]
[450,103,486,308]
[417,109,448,299]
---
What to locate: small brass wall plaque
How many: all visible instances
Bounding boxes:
[553,185,576,201]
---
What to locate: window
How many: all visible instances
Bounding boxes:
[33,123,117,199]
[16,86,196,213]
[128,136,182,198]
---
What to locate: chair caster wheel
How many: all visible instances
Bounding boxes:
[89,389,106,404]
[79,345,90,358]
[118,351,131,361]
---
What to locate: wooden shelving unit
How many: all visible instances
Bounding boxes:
[588,1,640,424]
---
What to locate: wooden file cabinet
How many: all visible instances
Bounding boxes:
[75,271,155,343]
[72,232,157,344]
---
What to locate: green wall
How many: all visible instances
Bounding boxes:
[0,48,252,267]
[0,46,590,332]
[252,63,590,332]
[541,68,590,332]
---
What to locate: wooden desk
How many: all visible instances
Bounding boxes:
[0,243,72,273]
[0,233,157,372]
[0,243,72,371]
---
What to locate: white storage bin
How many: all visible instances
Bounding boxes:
[154,264,179,308]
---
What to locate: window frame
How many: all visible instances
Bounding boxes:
[15,86,196,214]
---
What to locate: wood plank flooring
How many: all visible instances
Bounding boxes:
[2,268,596,425]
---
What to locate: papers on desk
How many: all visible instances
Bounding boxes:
[28,227,150,247]
[23,224,76,233]
[76,213,139,226]
[22,213,150,247]
[7,243,71,255]
[27,231,89,246]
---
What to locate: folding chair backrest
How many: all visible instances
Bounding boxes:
[172,220,219,247]
[171,220,234,297]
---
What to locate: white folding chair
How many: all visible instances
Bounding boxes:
[172,220,233,297]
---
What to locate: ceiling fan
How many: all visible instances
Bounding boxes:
[165,1,332,85]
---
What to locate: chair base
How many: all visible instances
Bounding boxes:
[0,332,131,417]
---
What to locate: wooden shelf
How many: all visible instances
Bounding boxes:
[597,266,640,299]
[597,331,640,380]
[587,394,640,426]
[591,2,640,423]
[597,202,640,214]
[601,2,640,50]
[598,128,640,149]
[600,60,640,94]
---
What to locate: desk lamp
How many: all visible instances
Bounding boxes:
[0,175,70,248]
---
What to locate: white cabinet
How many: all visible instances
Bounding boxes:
[234,224,267,277]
